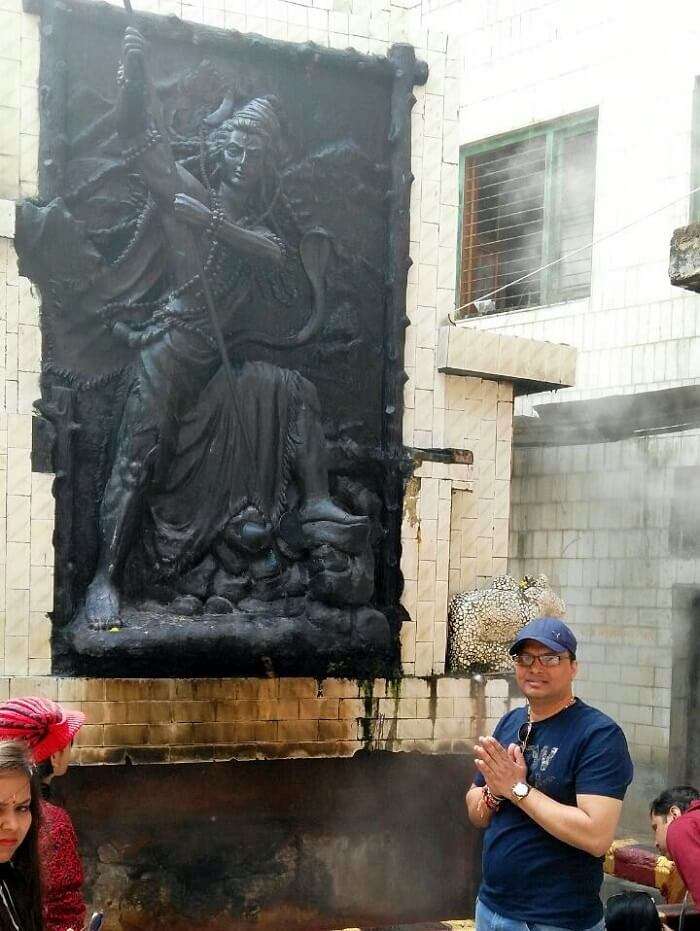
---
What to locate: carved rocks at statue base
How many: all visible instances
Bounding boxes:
[58,602,392,678]
[19,0,426,677]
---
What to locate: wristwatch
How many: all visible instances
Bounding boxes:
[511,781,531,802]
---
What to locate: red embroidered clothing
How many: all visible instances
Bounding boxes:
[39,801,86,931]
[667,799,700,906]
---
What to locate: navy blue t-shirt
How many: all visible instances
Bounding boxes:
[473,699,633,930]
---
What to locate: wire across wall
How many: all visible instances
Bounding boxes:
[451,181,700,325]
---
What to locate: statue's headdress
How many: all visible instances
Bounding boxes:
[205,94,284,219]
[207,95,283,166]
[229,95,282,150]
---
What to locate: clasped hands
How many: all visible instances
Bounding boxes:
[474,736,528,799]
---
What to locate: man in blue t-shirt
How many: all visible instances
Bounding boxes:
[466,617,634,931]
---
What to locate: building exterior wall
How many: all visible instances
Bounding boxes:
[457,1,700,409]
[448,0,700,832]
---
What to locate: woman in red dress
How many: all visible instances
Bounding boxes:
[0,699,85,931]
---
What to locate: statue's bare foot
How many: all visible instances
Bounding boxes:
[86,573,122,630]
[300,496,368,526]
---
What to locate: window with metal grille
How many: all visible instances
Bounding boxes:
[458,111,598,316]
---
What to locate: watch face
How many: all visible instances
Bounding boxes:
[513,782,529,798]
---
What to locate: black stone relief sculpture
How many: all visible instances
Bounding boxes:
[17,0,427,677]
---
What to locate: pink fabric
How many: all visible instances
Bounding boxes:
[667,799,700,906]
[40,800,86,931]
[0,698,85,763]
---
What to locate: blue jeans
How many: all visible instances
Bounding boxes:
[475,898,606,931]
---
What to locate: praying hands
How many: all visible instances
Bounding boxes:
[473,735,528,799]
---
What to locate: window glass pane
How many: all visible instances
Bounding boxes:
[691,76,700,223]
[553,129,596,301]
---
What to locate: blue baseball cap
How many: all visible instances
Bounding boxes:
[509,617,577,657]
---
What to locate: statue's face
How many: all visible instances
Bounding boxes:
[222,128,266,192]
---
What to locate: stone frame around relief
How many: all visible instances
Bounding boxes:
[22,0,427,678]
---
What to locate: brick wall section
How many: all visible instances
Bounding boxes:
[508,433,700,830]
[509,438,679,760]
[0,674,520,763]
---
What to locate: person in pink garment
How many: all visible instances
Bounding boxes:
[0,699,86,931]
[650,785,700,905]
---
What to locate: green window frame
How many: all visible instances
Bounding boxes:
[457,109,598,316]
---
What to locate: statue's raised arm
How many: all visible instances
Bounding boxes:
[115,27,197,210]
[115,28,282,270]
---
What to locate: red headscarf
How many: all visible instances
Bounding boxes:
[0,697,85,763]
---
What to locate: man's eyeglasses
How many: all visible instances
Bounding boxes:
[512,652,567,668]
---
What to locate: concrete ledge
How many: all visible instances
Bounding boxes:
[437,325,576,395]
[670,222,700,292]
[514,384,700,447]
